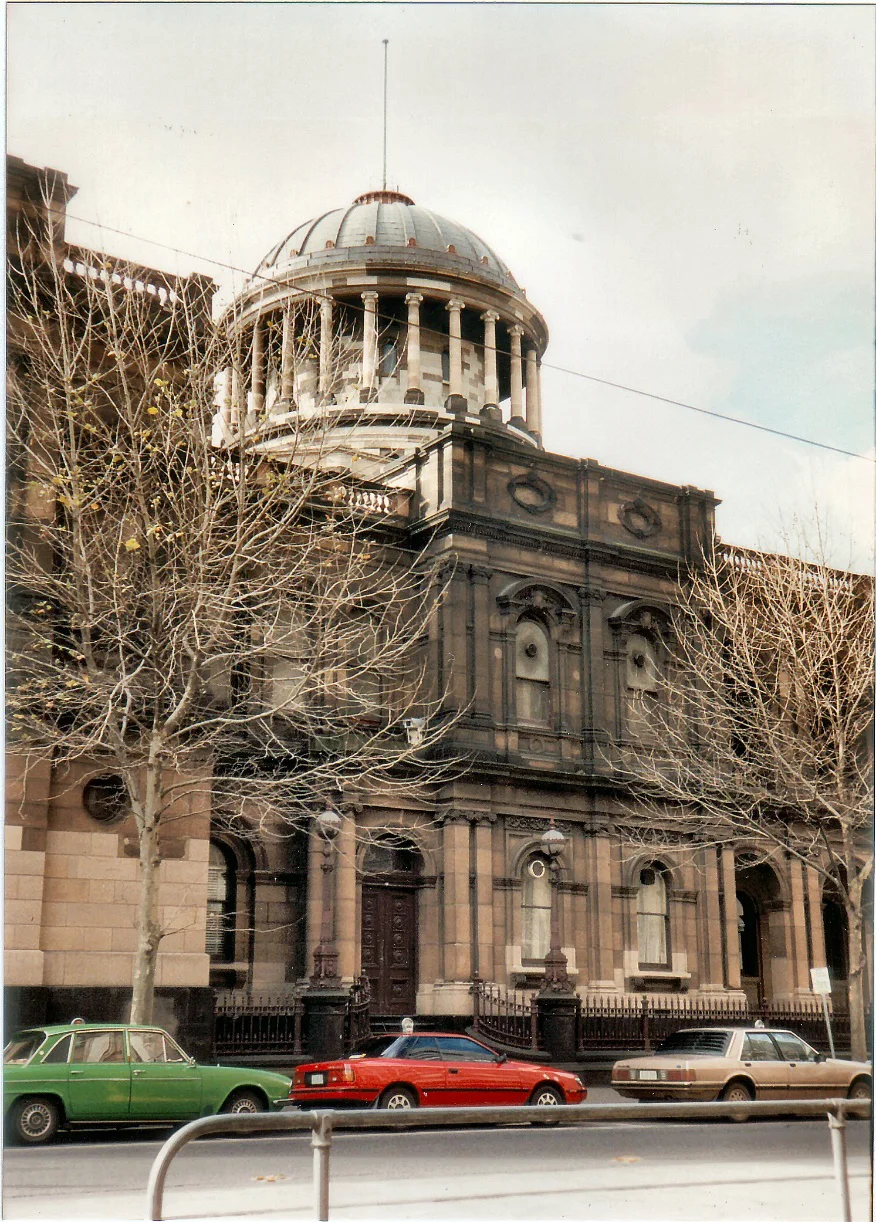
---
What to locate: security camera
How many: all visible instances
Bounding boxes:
[402,717,425,746]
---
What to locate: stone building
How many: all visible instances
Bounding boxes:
[5,161,859,1048]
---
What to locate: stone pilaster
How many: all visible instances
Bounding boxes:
[720,846,742,990]
[788,857,813,995]
[473,816,496,982]
[590,833,616,989]
[249,316,265,416]
[360,291,378,399]
[525,346,541,437]
[335,814,357,983]
[440,814,471,983]
[699,847,726,992]
[806,866,827,969]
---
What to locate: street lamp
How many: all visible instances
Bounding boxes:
[310,802,342,986]
[540,820,573,993]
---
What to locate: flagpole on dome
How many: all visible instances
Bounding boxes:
[382,39,389,192]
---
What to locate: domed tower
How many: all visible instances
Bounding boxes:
[219,189,548,476]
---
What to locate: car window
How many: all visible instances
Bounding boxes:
[43,1035,72,1064]
[4,1031,46,1065]
[436,1037,496,1062]
[741,1033,782,1062]
[162,1035,189,1063]
[771,1032,817,1062]
[398,1037,442,1061]
[128,1030,167,1064]
[655,1031,731,1056]
[71,1031,126,1064]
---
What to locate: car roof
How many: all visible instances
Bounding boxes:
[10,1023,169,1037]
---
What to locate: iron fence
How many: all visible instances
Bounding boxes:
[213,977,371,1058]
[471,980,860,1055]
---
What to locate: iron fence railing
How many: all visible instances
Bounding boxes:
[471,981,862,1056]
[213,977,372,1058]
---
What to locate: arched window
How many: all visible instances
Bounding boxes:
[206,842,236,961]
[637,864,669,968]
[737,892,760,978]
[822,898,848,981]
[625,633,659,692]
[515,619,550,726]
[441,348,450,383]
[521,855,552,961]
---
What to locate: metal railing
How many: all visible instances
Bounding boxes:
[470,981,862,1055]
[145,1096,870,1222]
[213,977,372,1058]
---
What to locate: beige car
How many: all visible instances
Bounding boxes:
[612,1027,872,1105]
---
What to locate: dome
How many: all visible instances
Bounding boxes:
[256,189,520,293]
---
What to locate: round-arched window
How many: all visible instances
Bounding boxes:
[516,620,550,726]
[521,854,552,960]
[206,842,236,961]
[637,864,669,968]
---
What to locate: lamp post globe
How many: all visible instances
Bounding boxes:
[315,803,342,842]
[541,821,565,859]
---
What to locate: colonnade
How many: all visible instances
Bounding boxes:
[218,288,544,437]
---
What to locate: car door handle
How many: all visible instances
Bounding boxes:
[133,1069,146,1076]
[70,1069,83,1076]
[449,1068,460,1074]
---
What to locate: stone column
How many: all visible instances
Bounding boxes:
[218,368,234,438]
[231,366,244,434]
[250,316,266,416]
[305,832,324,974]
[446,298,466,409]
[404,292,425,404]
[335,813,358,983]
[525,347,542,437]
[360,291,378,401]
[788,857,812,994]
[508,325,524,422]
[280,307,296,404]
[319,298,333,401]
[481,309,500,411]
[720,847,742,990]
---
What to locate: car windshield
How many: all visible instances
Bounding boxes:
[4,1031,46,1065]
[654,1030,731,1056]
[379,1036,412,1059]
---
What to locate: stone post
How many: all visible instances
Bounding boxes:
[508,325,525,423]
[481,309,500,411]
[360,291,378,401]
[404,292,425,404]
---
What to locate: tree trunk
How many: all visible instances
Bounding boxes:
[845,907,868,1063]
[129,821,162,1025]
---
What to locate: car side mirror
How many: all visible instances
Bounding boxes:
[815,1051,826,1063]
[495,1052,508,1065]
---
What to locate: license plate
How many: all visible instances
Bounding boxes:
[637,1069,658,1081]
[307,1072,326,1086]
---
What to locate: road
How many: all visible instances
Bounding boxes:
[3,1090,871,1221]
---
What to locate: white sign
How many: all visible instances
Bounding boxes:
[810,967,832,995]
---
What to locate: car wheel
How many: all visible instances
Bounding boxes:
[222,1090,265,1115]
[848,1078,871,1108]
[719,1080,753,1122]
[529,1084,564,1107]
[378,1085,418,1110]
[10,1097,61,1145]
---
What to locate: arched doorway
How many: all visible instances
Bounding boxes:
[735,860,782,1006]
[360,836,422,1014]
[822,895,849,1008]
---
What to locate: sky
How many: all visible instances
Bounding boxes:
[7,2,875,569]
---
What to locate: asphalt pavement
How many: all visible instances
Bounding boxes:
[3,1088,872,1222]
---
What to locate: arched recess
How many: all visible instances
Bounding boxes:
[607,600,673,743]
[735,857,784,1006]
[497,581,576,733]
[359,832,424,1015]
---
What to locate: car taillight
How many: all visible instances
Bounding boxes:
[293,1068,304,1089]
[664,1068,696,1082]
[613,1067,631,1081]
[327,1063,357,1085]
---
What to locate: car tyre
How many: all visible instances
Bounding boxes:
[10,1096,61,1146]
[222,1089,266,1116]
[848,1078,871,1115]
[378,1085,418,1110]
[719,1080,753,1123]
[528,1084,564,1107]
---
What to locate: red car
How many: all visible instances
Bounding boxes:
[285,1031,586,1110]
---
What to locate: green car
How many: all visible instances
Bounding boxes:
[4,1022,292,1144]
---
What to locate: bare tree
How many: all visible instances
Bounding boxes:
[613,536,873,1061]
[7,221,454,1024]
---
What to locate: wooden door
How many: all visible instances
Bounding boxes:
[361,886,417,1013]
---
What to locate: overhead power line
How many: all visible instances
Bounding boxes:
[60,210,874,465]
